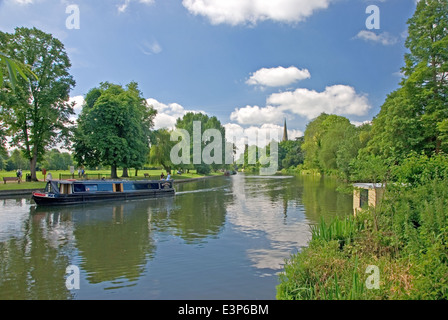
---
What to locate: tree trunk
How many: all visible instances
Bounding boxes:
[111,164,118,179]
[135,169,139,177]
[122,167,129,178]
[30,155,38,181]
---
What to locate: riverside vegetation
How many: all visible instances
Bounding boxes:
[277,0,448,300]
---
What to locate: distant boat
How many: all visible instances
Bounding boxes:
[32,179,175,206]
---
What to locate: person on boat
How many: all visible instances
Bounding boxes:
[161,173,171,188]
[160,172,165,179]
[46,172,53,181]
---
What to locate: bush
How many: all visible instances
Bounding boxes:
[277,153,448,300]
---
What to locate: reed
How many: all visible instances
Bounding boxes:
[310,215,363,249]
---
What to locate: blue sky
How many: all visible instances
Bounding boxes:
[0,0,418,142]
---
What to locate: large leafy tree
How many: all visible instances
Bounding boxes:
[278,137,304,170]
[302,113,352,172]
[0,27,75,180]
[364,88,425,162]
[148,129,174,173]
[175,112,226,174]
[73,82,156,179]
[402,0,448,154]
[363,1,448,160]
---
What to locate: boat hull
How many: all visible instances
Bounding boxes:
[32,188,175,206]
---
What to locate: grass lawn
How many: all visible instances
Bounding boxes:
[0,169,222,191]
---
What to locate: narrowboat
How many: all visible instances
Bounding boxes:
[32,179,175,206]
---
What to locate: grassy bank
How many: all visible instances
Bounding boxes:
[0,169,222,191]
[277,153,448,300]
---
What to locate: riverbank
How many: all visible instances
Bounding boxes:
[276,153,448,300]
[0,173,226,197]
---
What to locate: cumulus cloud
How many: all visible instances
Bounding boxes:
[354,30,398,46]
[230,105,286,125]
[69,95,85,121]
[246,66,311,88]
[267,85,371,120]
[147,98,205,130]
[182,0,333,26]
[224,123,303,157]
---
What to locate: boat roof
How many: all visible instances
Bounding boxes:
[50,179,168,184]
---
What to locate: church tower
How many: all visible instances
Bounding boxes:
[282,118,288,142]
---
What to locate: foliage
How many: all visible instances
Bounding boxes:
[74,82,156,179]
[301,113,370,179]
[0,51,37,90]
[41,149,73,171]
[0,27,75,181]
[277,153,448,300]
[278,137,304,170]
[174,112,226,173]
[149,129,175,173]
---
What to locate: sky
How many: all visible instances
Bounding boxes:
[0,0,418,151]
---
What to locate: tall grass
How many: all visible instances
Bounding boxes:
[311,216,363,249]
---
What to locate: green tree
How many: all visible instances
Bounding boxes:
[175,112,226,174]
[302,113,354,173]
[279,137,304,170]
[336,123,371,180]
[0,51,37,90]
[402,0,448,154]
[149,129,174,173]
[42,149,74,171]
[73,82,156,179]
[0,27,75,181]
[5,149,29,171]
[364,88,424,162]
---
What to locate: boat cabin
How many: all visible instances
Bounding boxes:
[44,179,173,195]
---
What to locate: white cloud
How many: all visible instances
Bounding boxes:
[182,0,333,26]
[224,123,303,157]
[139,40,162,55]
[350,120,372,127]
[118,0,154,13]
[267,85,371,120]
[230,105,286,125]
[246,66,311,88]
[147,98,205,130]
[69,95,85,121]
[354,30,398,46]
[7,0,34,4]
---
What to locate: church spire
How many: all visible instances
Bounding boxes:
[282,118,288,142]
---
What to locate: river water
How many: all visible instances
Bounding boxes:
[0,174,352,300]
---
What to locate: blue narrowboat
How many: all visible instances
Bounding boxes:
[32,179,175,206]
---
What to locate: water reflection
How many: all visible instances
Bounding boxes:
[0,174,352,299]
[226,174,311,274]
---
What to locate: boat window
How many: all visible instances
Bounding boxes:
[134,183,149,190]
[150,183,160,189]
[85,185,98,192]
[74,184,85,192]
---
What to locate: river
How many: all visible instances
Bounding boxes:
[0,174,352,300]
